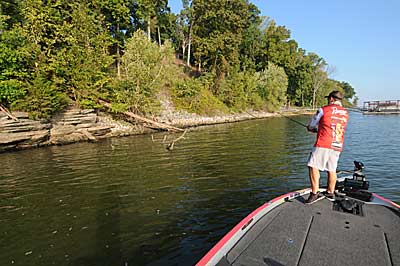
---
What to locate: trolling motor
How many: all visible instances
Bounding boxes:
[353,160,365,172]
[343,161,369,191]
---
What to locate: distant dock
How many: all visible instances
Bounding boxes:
[362,100,400,114]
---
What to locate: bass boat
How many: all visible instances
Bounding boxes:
[197,161,400,266]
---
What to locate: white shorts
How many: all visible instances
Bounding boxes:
[307,147,340,172]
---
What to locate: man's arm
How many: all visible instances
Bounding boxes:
[307,108,323,133]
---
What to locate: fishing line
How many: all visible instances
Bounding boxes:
[277,113,308,128]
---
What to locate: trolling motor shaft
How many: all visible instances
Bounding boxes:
[352,161,366,182]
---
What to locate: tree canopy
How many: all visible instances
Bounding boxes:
[0,0,357,118]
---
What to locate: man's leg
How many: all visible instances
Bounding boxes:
[327,171,337,193]
[309,166,320,193]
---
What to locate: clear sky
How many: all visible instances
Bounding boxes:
[168,0,400,104]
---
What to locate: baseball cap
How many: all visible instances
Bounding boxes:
[325,91,343,100]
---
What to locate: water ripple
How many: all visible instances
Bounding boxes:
[0,113,399,266]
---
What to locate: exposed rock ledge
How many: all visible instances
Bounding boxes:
[0,106,287,153]
[0,107,148,152]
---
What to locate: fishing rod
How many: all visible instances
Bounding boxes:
[277,113,308,128]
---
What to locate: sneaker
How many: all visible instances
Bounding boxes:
[323,191,335,202]
[305,192,324,204]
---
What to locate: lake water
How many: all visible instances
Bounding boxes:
[0,112,399,266]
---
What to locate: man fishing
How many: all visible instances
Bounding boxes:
[305,90,349,204]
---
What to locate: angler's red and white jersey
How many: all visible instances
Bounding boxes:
[308,104,349,151]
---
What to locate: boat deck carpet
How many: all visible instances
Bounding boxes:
[221,196,400,266]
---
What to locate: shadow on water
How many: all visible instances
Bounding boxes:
[72,184,122,266]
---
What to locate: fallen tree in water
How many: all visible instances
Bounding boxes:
[166,129,187,151]
[0,104,18,121]
[99,100,184,133]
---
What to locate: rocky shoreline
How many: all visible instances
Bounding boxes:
[0,105,311,153]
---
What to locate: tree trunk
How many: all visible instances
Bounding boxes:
[116,23,121,79]
[187,24,192,66]
[147,18,151,41]
[157,26,161,46]
[0,104,18,121]
[117,45,121,79]
[99,100,184,132]
[187,37,191,66]
[182,44,186,61]
[312,88,316,110]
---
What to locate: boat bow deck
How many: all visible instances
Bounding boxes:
[221,196,400,266]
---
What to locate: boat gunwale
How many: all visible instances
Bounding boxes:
[371,193,400,209]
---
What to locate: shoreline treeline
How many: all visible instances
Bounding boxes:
[0,0,357,119]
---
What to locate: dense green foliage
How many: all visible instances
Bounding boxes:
[218,70,261,111]
[0,0,357,118]
[256,63,288,111]
[109,31,175,114]
[172,77,229,115]
[0,27,29,105]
